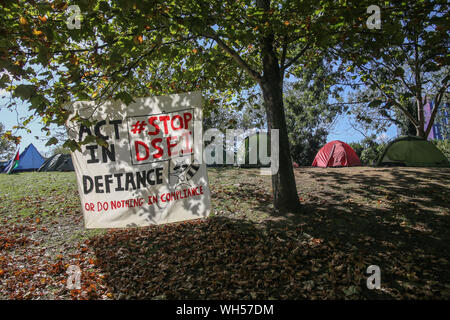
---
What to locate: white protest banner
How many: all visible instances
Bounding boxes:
[65,91,210,228]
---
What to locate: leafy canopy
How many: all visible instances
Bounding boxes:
[1,0,378,147]
[334,0,449,137]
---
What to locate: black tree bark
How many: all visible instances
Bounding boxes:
[260,79,301,211]
[258,6,301,211]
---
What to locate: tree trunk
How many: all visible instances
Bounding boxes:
[416,125,426,138]
[260,78,300,212]
[258,28,300,211]
[416,98,426,138]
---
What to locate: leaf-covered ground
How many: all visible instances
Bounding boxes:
[0,167,448,299]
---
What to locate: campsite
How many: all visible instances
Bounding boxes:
[1,144,73,174]
[0,165,448,300]
[0,0,449,305]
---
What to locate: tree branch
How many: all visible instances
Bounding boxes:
[280,37,288,72]
[424,82,449,137]
[281,43,310,71]
[202,33,262,84]
[356,63,419,128]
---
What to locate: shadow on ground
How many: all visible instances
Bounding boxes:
[88,167,450,299]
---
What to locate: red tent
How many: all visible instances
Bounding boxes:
[312,140,361,167]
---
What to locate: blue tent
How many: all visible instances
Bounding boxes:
[2,144,46,173]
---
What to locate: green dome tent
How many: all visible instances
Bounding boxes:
[237,131,271,168]
[376,136,449,167]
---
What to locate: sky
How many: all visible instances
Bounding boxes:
[0,93,56,157]
[327,113,397,144]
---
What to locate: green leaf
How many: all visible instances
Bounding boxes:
[96,137,109,148]
[114,91,135,105]
[37,46,50,65]
[99,0,110,12]
[342,286,358,296]
[45,137,58,146]
[82,135,97,145]
[0,73,10,88]
[14,85,36,100]
[63,139,81,152]
[368,100,383,108]
[30,95,47,108]
[423,62,440,72]
[76,91,91,100]
[393,67,404,77]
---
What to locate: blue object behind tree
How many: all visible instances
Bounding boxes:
[2,144,46,173]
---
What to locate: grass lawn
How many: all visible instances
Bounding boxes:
[0,167,449,299]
